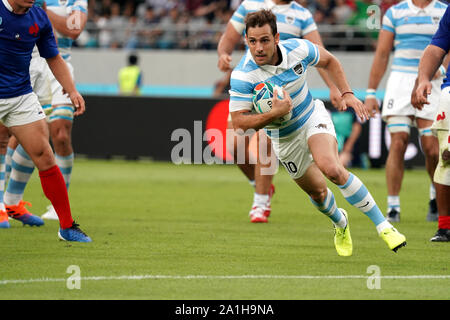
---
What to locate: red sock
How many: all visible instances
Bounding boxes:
[39,165,74,229]
[438,216,450,230]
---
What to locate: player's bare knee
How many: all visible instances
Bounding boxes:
[309,187,328,204]
[317,162,343,184]
[30,148,55,171]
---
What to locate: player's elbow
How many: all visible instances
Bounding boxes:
[68,30,82,40]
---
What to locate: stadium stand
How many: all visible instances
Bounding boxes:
[76,0,404,51]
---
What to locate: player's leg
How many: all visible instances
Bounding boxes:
[0,124,10,228]
[306,99,406,251]
[4,56,54,224]
[271,125,351,256]
[42,61,75,219]
[9,119,90,242]
[294,163,352,256]
[250,130,276,222]
[226,119,255,185]
[430,130,450,242]
[4,136,18,183]
[309,132,406,252]
[384,116,412,222]
[416,118,440,222]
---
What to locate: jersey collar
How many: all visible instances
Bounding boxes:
[2,0,13,12]
[259,44,288,74]
[407,0,436,14]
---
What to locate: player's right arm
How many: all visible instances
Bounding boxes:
[46,54,85,115]
[365,29,394,115]
[412,44,446,110]
[217,22,242,72]
[45,1,87,40]
[231,88,293,132]
[217,2,247,72]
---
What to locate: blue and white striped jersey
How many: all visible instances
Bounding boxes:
[229,38,320,139]
[46,0,88,61]
[230,0,317,40]
[382,0,447,74]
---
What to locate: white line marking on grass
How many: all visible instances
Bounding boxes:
[1,274,450,285]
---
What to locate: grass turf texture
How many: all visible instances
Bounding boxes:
[0,159,449,300]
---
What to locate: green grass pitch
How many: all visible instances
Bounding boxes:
[0,159,449,300]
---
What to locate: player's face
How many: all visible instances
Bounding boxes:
[10,0,35,11]
[246,24,280,66]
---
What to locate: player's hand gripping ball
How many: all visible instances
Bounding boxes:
[252,82,291,125]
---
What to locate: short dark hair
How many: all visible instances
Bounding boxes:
[128,54,138,65]
[245,9,278,36]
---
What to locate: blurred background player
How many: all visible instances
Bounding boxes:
[413,5,450,241]
[118,53,143,96]
[229,9,406,255]
[329,108,363,168]
[364,0,448,223]
[4,0,88,221]
[0,0,90,242]
[217,0,343,223]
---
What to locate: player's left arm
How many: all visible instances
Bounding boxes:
[303,30,342,109]
[45,8,87,40]
[46,55,85,116]
[315,46,370,120]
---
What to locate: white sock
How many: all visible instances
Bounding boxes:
[253,193,269,208]
[387,195,400,212]
[376,220,394,234]
[429,184,436,200]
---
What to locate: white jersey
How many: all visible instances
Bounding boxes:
[230,0,317,39]
[382,0,447,74]
[46,0,87,61]
[229,38,320,139]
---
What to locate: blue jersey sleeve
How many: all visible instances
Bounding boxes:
[36,11,59,59]
[431,6,450,52]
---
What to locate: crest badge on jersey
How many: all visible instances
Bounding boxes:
[293,62,303,76]
[285,15,295,25]
[432,16,441,24]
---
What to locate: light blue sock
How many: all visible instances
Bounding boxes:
[55,153,73,190]
[4,145,34,205]
[5,146,14,183]
[0,154,5,211]
[310,188,346,228]
[338,173,387,229]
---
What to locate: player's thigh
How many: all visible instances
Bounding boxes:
[8,119,54,170]
[226,120,254,162]
[272,131,312,180]
[434,130,450,186]
[294,162,328,199]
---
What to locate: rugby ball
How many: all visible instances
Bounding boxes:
[252,82,291,124]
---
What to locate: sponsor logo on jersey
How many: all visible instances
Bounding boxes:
[293,62,303,76]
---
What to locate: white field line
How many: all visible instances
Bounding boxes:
[1,274,450,285]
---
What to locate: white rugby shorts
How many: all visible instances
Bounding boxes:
[48,60,75,122]
[0,92,46,127]
[382,71,442,121]
[271,99,336,180]
[30,55,53,116]
[432,87,450,186]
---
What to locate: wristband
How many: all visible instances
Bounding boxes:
[341,91,354,98]
[365,88,376,99]
[439,65,446,77]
